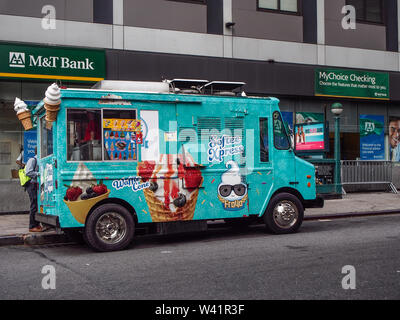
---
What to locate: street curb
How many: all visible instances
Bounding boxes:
[0,211,29,216]
[0,232,71,247]
[304,209,400,221]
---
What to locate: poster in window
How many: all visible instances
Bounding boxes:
[296,112,324,124]
[388,117,400,162]
[103,118,139,161]
[359,115,384,160]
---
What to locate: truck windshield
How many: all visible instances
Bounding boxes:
[273,111,290,150]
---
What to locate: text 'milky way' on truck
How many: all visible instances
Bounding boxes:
[29,79,323,252]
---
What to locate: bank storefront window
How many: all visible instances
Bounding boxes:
[0,142,11,165]
[40,116,53,158]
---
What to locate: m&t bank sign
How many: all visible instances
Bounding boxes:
[1,43,105,82]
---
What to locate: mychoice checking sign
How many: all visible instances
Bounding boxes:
[0,43,105,82]
[315,68,389,100]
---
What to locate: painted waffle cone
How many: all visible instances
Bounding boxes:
[17,110,33,130]
[63,190,110,224]
[44,103,60,122]
[143,187,199,222]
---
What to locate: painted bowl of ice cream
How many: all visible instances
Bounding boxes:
[63,189,110,224]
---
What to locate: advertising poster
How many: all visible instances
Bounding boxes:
[296,112,324,124]
[315,68,389,100]
[359,115,384,160]
[388,117,400,161]
[23,130,37,163]
[295,123,325,152]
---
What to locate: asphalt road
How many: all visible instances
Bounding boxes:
[1,214,400,300]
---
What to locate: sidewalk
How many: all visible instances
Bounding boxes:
[1,192,400,246]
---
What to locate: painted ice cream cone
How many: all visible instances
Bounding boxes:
[142,187,200,222]
[14,98,32,130]
[43,83,61,123]
[138,153,203,222]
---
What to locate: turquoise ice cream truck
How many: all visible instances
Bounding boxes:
[33,80,323,251]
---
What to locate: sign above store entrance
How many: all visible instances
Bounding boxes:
[315,68,389,100]
[0,43,105,82]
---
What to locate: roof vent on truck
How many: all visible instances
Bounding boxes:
[201,81,246,96]
[168,79,209,95]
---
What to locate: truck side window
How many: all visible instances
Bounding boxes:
[259,118,269,162]
[40,116,53,158]
[103,109,138,161]
[273,111,290,150]
[67,109,102,161]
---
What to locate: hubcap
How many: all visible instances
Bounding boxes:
[272,200,298,229]
[95,212,127,244]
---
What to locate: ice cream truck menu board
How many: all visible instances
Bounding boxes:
[103,119,141,161]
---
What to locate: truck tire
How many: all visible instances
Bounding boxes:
[264,193,303,234]
[84,204,135,252]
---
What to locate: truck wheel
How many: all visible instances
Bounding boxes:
[84,204,135,252]
[264,193,303,234]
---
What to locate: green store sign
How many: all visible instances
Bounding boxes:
[0,43,105,82]
[315,68,389,100]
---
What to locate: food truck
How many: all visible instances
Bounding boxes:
[26,80,323,251]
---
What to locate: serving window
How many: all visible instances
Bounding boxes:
[67,109,102,161]
[66,108,142,162]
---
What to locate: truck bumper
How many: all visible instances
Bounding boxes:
[35,213,60,227]
[303,196,324,209]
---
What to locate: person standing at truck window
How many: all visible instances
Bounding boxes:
[83,111,101,142]
[25,147,43,233]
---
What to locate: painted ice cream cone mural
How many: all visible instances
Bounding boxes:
[138,152,203,222]
[217,161,248,211]
[14,98,33,130]
[43,83,61,127]
[63,163,110,224]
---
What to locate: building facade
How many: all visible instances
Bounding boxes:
[0,0,400,197]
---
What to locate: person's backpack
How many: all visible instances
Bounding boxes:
[18,157,37,187]
[18,167,31,187]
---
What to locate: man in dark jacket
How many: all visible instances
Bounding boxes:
[25,147,42,232]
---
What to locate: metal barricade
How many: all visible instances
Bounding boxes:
[341,161,398,194]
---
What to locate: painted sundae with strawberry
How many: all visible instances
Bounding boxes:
[63,163,111,224]
[64,180,108,201]
[137,152,203,222]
